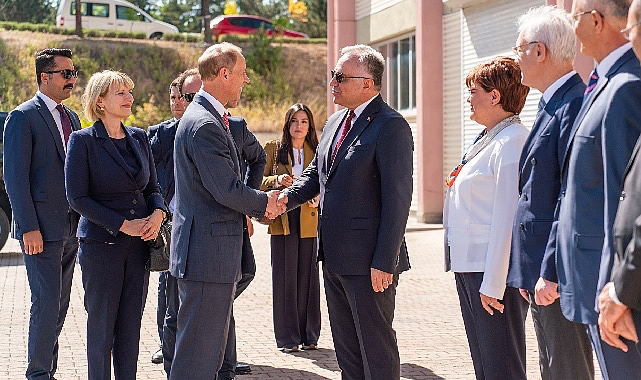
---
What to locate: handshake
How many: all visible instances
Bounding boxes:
[265,190,290,220]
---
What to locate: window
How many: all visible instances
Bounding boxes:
[71,2,109,17]
[116,5,146,21]
[377,35,416,111]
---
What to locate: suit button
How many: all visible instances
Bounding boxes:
[132,199,138,204]
[311,212,316,216]
[130,209,136,215]
[520,223,525,231]
[531,158,536,165]
[620,190,626,201]
[134,190,141,194]
[523,194,528,201]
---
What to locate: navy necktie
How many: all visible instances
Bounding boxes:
[584,69,599,97]
[537,97,546,114]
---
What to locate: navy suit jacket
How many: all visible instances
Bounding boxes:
[507,74,585,291]
[283,94,413,275]
[65,120,166,244]
[610,140,641,311]
[148,118,178,202]
[3,95,81,240]
[554,48,641,324]
[170,94,267,283]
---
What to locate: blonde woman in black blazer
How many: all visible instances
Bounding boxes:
[261,103,321,352]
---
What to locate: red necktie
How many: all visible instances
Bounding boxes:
[55,104,73,146]
[222,113,230,132]
[331,110,356,165]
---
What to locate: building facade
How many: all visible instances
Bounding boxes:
[327,0,591,222]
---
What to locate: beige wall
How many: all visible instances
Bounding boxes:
[356,0,416,44]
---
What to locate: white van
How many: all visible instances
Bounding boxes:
[56,0,179,39]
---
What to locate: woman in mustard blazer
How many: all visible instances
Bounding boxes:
[261,103,320,352]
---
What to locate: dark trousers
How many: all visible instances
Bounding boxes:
[528,292,594,380]
[168,279,236,379]
[270,208,320,348]
[455,272,528,380]
[156,272,168,342]
[23,211,78,380]
[588,313,641,380]
[78,236,148,380]
[323,265,399,380]
[163,228,255,377]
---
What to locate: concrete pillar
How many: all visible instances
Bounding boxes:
[327,0,357,117]
[416,0,444,223]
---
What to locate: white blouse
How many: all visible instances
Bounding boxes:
[444,123,529,299]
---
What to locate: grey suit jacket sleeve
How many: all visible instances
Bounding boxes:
[191,121,267,217]
[3,109,40,234]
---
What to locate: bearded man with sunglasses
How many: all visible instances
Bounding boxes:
[3,48,81,380]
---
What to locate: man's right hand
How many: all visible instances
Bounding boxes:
[534,277,559,306]
[265,190,285,219]
[22,230,44,255]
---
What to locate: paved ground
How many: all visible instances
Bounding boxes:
[0,218,599,379]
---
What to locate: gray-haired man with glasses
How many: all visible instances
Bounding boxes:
[4,48,81,380]
[508,6,594,380]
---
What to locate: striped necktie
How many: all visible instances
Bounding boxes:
[584,69,599,97]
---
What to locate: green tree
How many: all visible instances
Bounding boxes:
[0,0,56,23]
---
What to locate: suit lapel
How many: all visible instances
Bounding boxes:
[34,96,66,161]
[96,120,135,179]
[124,126,146,183]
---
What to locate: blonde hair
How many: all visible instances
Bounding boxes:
[82,70,134,122]
[198,42,242,81]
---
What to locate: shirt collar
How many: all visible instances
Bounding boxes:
[541,71,577,104]
[197,89,227,119]
[595,43,632,78]
[36,90,60,112]
[351,94,379,120]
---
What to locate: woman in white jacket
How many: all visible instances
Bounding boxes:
[444,56,530,380]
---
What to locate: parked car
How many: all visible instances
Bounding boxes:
[210,14,308,41]
[56,0,179,39]
[0,112,13,250]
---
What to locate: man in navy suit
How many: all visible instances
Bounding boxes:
[3,48,81,380]
[279,44,413,379]
[508,6,594,379]
[168,43,282,379]
[598,0,641,374]
[552,1,641,378]
[148,73,184,365]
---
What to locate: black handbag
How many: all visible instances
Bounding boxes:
[146,212,171,272]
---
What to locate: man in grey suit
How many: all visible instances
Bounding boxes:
[168,42,282,379]
[508,6,594,379]
[279,44,413,379]
[552,1,641,377]
[598,0,641,374]
[3,48,81,380]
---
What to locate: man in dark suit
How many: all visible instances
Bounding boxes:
[3,48,81,380]
[552,1,641,377]
[507,6,594,379]
[159,69,265,379]
[168,43,282,379]
[148,74,183,365]
[598,0,641,373]
[279,44,413,379]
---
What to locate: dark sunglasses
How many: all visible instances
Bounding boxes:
[44,69,79,79]
[330,70,372,84]
[180,92,196,102]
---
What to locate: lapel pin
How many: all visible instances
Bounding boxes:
[367,116,371,121]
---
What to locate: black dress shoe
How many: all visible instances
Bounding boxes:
[235,362,252,375]
[151,347,163,364]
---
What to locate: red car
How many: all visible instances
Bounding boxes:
[210,15,308,41]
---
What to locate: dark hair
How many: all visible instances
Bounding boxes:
[35,48,73,86]
[277,103,319,165]
[465,56,530,114]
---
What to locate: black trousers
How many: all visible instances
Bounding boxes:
[587,314,641,380]
[23,211,78,380]
[455,272,528,380]
[270,208,320,349]
[79,235,149,380]
[323,265,399,380]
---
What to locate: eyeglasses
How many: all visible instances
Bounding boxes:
[44,69,79,79]
[621,20,641,41]
[511,41,539,54]
[180,93,196,102]
[330,70,372,84]
[572,10,602,21]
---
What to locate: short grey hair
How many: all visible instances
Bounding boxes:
[339,44,385,91]
[632,0,641,19]
[578,0,631,19]
[518,6,576,65]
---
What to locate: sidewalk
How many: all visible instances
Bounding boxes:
[0,219,584,379]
